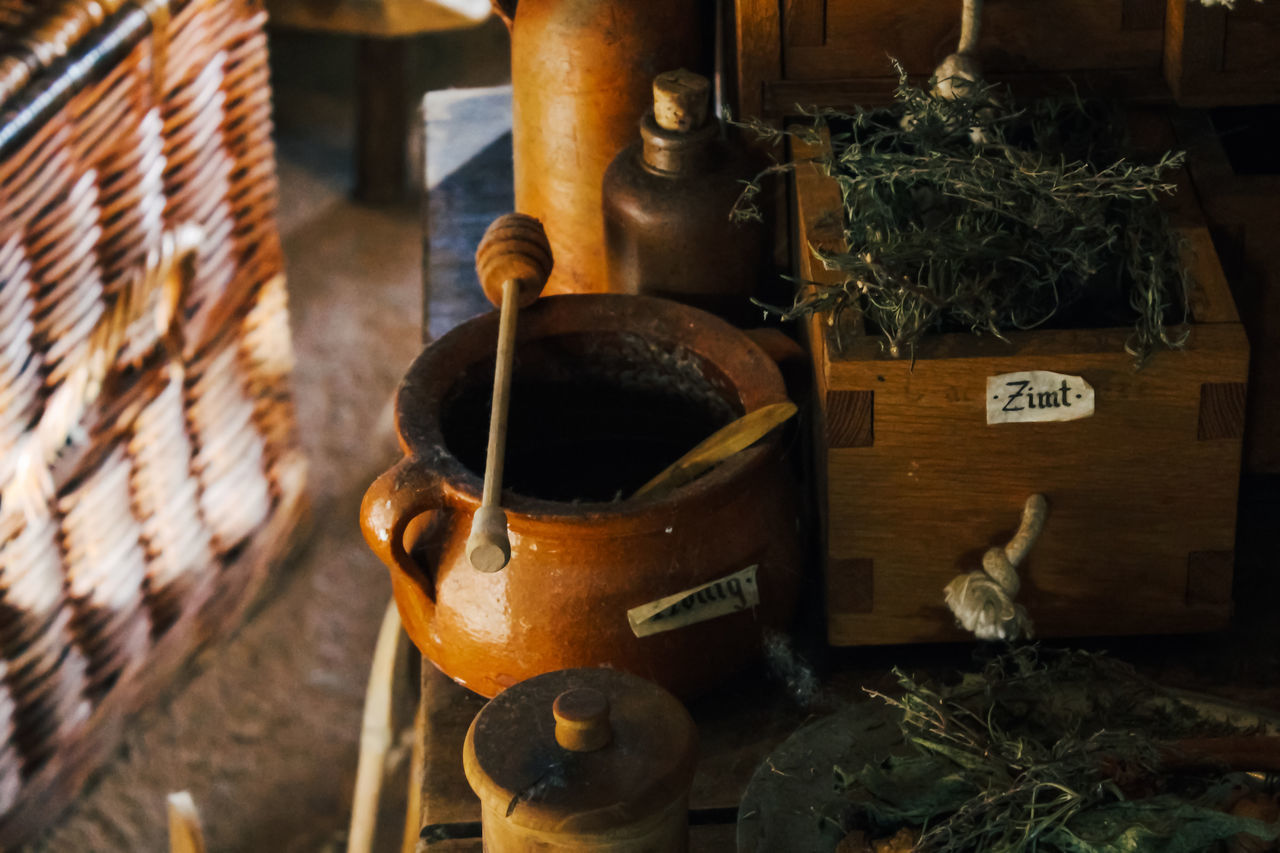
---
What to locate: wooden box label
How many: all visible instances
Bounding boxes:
[627,565,759,637]
[987,371,1095,424]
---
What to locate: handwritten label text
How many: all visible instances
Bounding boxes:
[987,371,1095,424]
[627,565,759,638]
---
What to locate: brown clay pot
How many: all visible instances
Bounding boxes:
[499,0,704,296]
[361,295,802,698]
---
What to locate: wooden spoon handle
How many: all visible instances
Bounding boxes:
[633,401,798,500]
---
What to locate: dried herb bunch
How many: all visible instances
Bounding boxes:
[837,647,1278,852]
[736,70,1193,364]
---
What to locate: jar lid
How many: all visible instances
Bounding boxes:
[463,668,698,834]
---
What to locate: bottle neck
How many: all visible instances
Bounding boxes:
[640,112,718,176]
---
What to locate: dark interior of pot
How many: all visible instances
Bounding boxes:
[442,331,743,503]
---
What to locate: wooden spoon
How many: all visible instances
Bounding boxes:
[632,401,798,500]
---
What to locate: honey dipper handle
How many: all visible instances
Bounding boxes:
[467,279,518,573]
[466,214,552,574]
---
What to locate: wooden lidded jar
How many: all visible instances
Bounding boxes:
[463,668,698,852]
[602,69,766,324]
[497,0,703,296]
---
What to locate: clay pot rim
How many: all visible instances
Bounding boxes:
[395,294,789,525]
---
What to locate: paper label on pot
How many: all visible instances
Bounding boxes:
[986,371,1094,425]
[627,565,759,638]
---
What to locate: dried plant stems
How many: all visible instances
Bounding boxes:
[735,69,1192,365]
[839,648,1280,853]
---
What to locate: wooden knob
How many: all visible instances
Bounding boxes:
[553,688,612,752]
[653,69,709,132]
[475,213,552,309]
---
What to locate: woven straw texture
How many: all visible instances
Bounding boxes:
[0,0,306,841]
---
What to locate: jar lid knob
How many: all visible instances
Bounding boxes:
[652,69,709,133]
[553,688,612,752]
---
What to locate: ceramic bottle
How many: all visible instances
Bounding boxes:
[602,69,767,324]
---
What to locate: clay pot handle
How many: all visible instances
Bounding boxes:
[490,0,516,28]
[741,327,811,401]
[740,327,806,368]
[361,456,446,612]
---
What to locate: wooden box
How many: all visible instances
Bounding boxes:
[792,131,1249,646]
[1175,109,1280,474]
[1164,0,1280,106]
[729,0,1280,121]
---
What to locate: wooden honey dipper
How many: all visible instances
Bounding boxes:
[466,213,553,573]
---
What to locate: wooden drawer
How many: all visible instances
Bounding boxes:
[1165,0,1280,106]
[791,129,1249,646]
[730,0,1280,121]
[784,0,1164,81]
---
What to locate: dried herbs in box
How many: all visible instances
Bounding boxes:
[738,69,1192,365]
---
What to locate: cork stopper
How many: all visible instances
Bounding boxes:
[652,69,710,133]
[553,688,612,752]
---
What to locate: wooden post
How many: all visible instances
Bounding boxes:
[355,37,412,203]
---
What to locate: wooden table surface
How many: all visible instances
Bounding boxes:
[414,564,1280,850]
[415,656,820,851]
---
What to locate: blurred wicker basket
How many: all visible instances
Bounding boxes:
[0,0,306,841]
